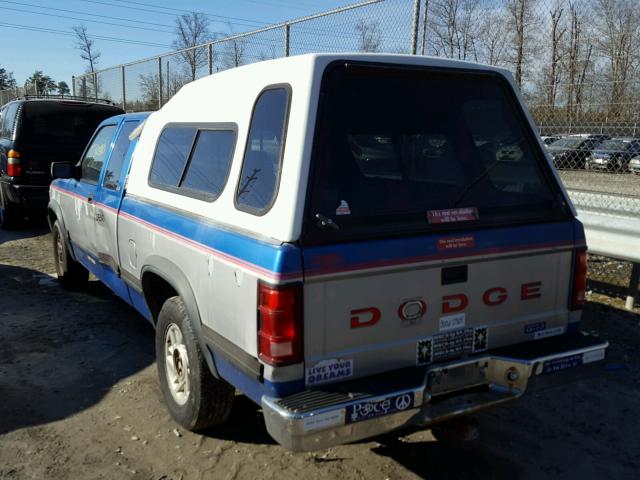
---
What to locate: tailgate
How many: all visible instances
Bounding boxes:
[302,222,577,386]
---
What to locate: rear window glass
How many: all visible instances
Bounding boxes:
[235,87,290,214]
[1,103,19,139]
[19,102,121,145]
[305,64,569,242]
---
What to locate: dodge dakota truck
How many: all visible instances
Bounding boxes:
[48,54,608,451]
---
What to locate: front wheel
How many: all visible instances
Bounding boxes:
[52,220,88,288]
[156,296,235,431]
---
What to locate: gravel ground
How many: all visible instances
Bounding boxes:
[1,224,639,480]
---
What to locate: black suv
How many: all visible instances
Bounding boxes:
[0,97,124,228]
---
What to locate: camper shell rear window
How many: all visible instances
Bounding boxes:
[302,62,571,244]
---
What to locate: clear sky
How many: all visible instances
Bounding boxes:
[0,0,349,86]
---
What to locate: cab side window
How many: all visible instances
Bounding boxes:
[81,125,117,183]
[103,121,139,190]
[235,87,290,214]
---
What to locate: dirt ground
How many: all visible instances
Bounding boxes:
[1,223,639,480]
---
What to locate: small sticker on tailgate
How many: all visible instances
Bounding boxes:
[345,392,415,424]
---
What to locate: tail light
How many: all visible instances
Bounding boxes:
[258,281,302,366]
[7,150,22,177]
[571,248,587,310]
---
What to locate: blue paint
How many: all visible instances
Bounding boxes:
[128,287,153,323]
[209,349,305,404]
[345,391,415,424]
[524,321,547,334]
[120,195,303,279]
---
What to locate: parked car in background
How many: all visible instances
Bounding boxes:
[629,155,640,174]
[547,134,608,169]
[541,135,562,146]
[0,96,124,229]
[586,137,640,172]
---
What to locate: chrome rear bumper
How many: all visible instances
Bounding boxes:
[261,334,608,451]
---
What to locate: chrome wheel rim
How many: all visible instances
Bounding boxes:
[164,323,190,406]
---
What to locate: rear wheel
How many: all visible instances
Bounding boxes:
[0,201,23,230]
[52,220,88,288]
[156,296,235,431]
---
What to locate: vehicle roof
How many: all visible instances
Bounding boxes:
[602,137,639,142]
[4,98,121,107]
[97,111,151,127]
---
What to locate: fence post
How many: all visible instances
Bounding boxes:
[93,73,98,100]
[411,0,421,54]
[284,23,291,57]
[625,263,640,311]
[82,77,87,99]
[208,43,213,75]
[121,65,126,110]
[421,0,429,55]
[158,57,163,109]
[72,76,76,97]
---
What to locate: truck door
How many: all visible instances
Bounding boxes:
[69,123,118,256]
[90,119,141,299]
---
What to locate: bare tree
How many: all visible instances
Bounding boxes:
[73,25,101,96]
[545,3,566,108]
[429,0,482,61]
[594,0,640,119]
[73,25,101,73]
[564,2,593,122]
[506,0,539,88]
[478,10,510,66]
[173,12,212,81]
[355,19,383,52]
[222,38,247,69]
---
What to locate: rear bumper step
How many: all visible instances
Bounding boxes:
[261,333,608,451]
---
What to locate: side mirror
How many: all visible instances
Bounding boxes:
[51,161,74,179]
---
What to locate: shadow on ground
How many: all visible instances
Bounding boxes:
[0,217,50,244]
[0,263,154,435]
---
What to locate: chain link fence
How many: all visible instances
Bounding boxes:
[3,0,640,302]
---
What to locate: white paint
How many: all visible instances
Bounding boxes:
[306,358,353,386]
[302,409,345,432]
[439,313,466,332]
[582,349,606,364]
[534,326,565,340]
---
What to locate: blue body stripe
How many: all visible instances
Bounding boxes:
[120,195,303,280]
[209,349,305,402]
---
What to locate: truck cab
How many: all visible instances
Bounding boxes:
[49,54,607,451]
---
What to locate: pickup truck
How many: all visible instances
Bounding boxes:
[48,54,608,452]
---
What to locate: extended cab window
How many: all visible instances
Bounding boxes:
[150,127,196,187]
[182,129,236,198]
[81,125,117,183]
[235,87,290,214]
[149,125,236,200]
[304,64,569,242]
[103,121,139,190]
